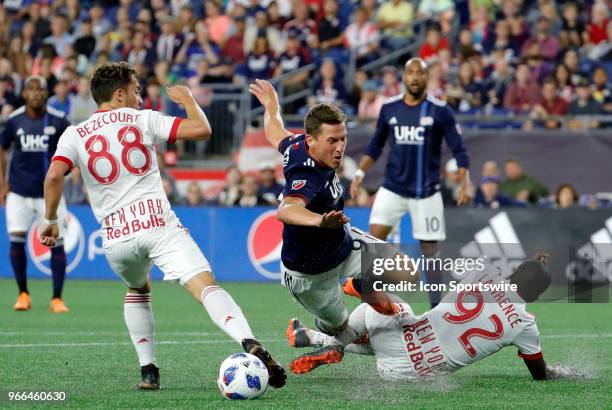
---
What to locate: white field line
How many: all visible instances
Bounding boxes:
[0,333,610,348]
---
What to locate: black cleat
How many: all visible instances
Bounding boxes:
[290,345,344,374]
[137,363,160,390]
[242,338,287,388]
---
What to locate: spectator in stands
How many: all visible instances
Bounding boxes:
[446,61,484,114]
[560,2,587,49]
[47,78,71,116]
[245,11,284,57]
[586,1,609,46]
[221,16,247,66]
[283,3,318,51]
[481,160,500,178]
[484,54,512,114]
[358,80,385,122]
[587,19,612,61]
[419,24,450,63]
[377,0,415,50]
[503,62,541,114]
[89,2,113,38]
[528,77,568,129]
[318,0,345,60]
[417,0,455,35]
[521,17,560,63]
[126,30,156,68]
[343,6,380,66]
[562,49,583,84]
[311,58,347,107]
[592,67,612,116]
[524,43,554,85]
[567,77,603,129]
[501,0,530,49]
[43,14,74,57]
[266,1,288,31]
[162,174,181,205]
[68,76,97,125]
[554,183,580,209]
[275,34,310,113]
[235,175,267,207]
[0,76,19,117]
[456,28,480,63]
[175,21,221,77]
[257,162,283,205]
[204,0,232,46]
[499,158,549,204]
[143,78,163,111]
[469,5,492,52]
[380,65,401,98]
[73,18,97,59]
[554,63,574,103]
[156,17,183,64]
[178,4,197,35]
[474,176,524,209]
[218,165,242,206]
[184,181,206,206]
[486,19,518,58]
[236,37,277,82]
[348,69,368,109]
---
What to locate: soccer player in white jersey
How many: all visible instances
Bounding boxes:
[287,254,570,380]
[38,62,286,390]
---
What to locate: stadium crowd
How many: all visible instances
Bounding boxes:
[0,0,609,209]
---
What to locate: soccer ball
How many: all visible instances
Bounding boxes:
[217,353,269,400]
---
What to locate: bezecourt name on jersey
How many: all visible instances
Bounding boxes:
[278,134,352,274]
[366,95,469,199]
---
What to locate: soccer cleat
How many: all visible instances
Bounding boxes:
[138,363,160,390]
[13,292,31,311]
[290,345,344,374]
[286,318,311,348]
[342,277,362,298]
[49,298,69,313]
[242,338,287,388]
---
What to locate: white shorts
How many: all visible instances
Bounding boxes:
[104,215,211,288]
[280,226,386,328]
[370,188,446,241]
[5,192,68,238]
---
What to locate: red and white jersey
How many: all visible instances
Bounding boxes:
[422,271,542,370]
[52,108,182,243]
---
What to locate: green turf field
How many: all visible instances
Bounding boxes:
[1,279,611,409]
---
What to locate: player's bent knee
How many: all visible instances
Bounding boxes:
[183,271,217,302]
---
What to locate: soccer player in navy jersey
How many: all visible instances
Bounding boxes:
[250,79,418,373]
[351,58,472,308]
[0,76,71,312]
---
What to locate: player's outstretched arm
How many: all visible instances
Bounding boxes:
[249,79,293,149]
[40,160,69,247]
[277,196,349,228]
[166,85,212,141]
[524,357,548,380]
[350,154,376,199]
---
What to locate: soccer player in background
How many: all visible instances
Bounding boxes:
[350,58,471,308]
[0,75,71,313]
[39,62,286,390]
[250,79,418,370]
[288,253,573,380]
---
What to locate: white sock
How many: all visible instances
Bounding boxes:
[304,328,337,347]
[335,326,360,346]
[124,293,156,367]
[201,286,254,344]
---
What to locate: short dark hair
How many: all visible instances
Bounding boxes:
[90,62,137,104]
[304,104,346,137]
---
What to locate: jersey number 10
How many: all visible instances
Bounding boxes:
[85,125,151,184]
[442,290,504,357]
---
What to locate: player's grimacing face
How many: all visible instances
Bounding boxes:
[23,80,47,110]
[404,62,428,98]
[311,122,347,169]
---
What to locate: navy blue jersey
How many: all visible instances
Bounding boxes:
[366,95,469,198]
[0,106,71,197]
[279,134,352,274]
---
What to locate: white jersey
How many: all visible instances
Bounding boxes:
[365,271,542,379]
[52,108,182,245]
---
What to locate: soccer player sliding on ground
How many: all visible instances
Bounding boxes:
[39,62,286,390]
[250,79,419,372]
[287,253,574,380]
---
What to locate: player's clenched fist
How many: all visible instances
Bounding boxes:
[166,85,194,104]
[249,79,279,110]
[39,223,59,248]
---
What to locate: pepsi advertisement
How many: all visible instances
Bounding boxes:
[0,206,415,282]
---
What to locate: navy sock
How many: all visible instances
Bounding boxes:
[51,246,67,299]
[9,239,28,294]
[424,269,443,309]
